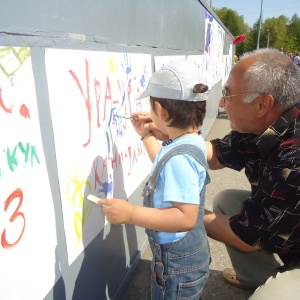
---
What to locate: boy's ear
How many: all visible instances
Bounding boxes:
[155,101,168,119]
[256,94,274,117]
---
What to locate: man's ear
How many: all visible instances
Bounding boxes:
[256,94,275,117]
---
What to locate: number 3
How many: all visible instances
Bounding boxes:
[1,188,26,249]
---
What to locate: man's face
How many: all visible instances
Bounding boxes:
[219,64,259,134]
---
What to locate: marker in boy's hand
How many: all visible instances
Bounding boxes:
[131,112,168,142]
[115,115,139,121]
[87,194,104,205]
[130,112,151,138]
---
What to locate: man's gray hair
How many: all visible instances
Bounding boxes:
[239,48,300,108]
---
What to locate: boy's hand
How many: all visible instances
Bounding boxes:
[97,198,134,225]
[130,112,152,137]
[131,112,169,141]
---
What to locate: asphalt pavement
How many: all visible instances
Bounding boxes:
[120,111,253,300]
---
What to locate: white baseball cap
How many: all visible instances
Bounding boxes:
[136,60,209,102]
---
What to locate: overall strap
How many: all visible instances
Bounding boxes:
[148,144,210,191]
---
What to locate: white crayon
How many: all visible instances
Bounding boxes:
[87,195,106,206]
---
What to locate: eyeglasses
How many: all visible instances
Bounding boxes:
[221,89,263,101]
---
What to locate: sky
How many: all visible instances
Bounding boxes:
[211,0,299,27]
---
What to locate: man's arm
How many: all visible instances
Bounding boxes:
[205,141,225,170]
[203,209,256,252]
[137,113,225,169]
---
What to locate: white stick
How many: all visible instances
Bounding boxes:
[87,195,106,206]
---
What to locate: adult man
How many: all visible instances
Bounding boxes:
[138,48,300,299]
[203,48,300,299]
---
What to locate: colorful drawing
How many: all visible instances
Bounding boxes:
[222,45,233,86]
[0,46,59,300]
[45,49,152,264]
[204,11,225,88]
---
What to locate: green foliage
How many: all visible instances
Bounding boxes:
[214,7,251,56]
[214,7,248,37]
[288,14,300,52]
[213,7,300,56]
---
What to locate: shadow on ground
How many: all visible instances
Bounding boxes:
[120,258,151,300]
[120,258,252,300]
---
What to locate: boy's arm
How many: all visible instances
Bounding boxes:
[130,112,162,162]
[98,199,198,232]
[141,133,161,163]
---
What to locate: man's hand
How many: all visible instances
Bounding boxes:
[204,209,256,252]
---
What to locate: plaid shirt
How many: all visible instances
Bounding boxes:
[212,104,300,264]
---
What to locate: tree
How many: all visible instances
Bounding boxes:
[288,14,300,53]
[213,7,250,57]
[214,7,248,37]
[213,7,300,56]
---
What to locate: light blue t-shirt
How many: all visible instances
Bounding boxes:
[151,134,207,244]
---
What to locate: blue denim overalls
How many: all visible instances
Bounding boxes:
[143,144,211,300]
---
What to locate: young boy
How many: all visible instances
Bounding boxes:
[97,61,211,299]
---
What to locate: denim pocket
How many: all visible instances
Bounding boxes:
[154,262,165,287]
[165,233,210,275]
[177,273,209,300]
[151,262,165,299]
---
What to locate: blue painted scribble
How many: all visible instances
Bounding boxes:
[97,175,113,197]
[206,11,213,22]
[112,81,126,138]
[113,115,125,138]
[102,97,114,156]
[140,65,147,88]
[205,12,213,54]
[10,74,16,87]
[122,53,132,83]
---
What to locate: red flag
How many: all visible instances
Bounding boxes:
[233,34,246,44]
